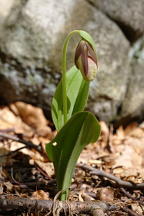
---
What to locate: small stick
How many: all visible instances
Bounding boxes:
[120,188,144,210]
[78,164,144,190]
[0,146,26,158]
[120,188,139,200]
[0,132,42,154]
[0,197,109,215]
[122,207,143,216]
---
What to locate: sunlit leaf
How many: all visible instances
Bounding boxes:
[46,111,100,200]
[51,66,89,130]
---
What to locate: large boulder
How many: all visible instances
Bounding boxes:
[0,0,133,122]
[0,0,16,26]
[89,0,144,41]
[84,11,130,121]
[121,37,144,120]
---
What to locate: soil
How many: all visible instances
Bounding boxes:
[0,102,144,216]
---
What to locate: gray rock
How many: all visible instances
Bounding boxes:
[0,0,77,106]
[89,0,144,40]
[122,37,144,119]
[0,0,131,122]
[0,0,27,30]
[0,0,16,26]
[84,10,130,122]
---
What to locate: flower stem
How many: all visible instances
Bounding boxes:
[62,30,79,124]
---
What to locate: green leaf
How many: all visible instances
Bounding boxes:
[46,111,100,200]
[79,30,96,51]
[51,66,89,130]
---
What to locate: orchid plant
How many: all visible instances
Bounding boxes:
[46,30,100,200]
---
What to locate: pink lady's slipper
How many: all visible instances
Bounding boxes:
[47,30,100,201]
[74,40,98,81]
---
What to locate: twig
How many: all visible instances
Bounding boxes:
[0,197,109,215]
[0,196,140,216]
[122,207,143,216]
[0,132,43,154]
[78,164,144,190]
[120,188,136,200]
[0,128,14,133]
[120,188,144,213]
[0,146,26,158]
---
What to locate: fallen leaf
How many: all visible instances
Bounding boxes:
[31,190,50,200]
[97,187,114,202]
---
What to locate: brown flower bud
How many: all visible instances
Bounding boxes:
[74,40,98,81]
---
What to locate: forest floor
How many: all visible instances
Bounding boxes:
[0,102,144,216]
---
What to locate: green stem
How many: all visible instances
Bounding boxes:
[62,30,79,124]
[60,29,95,200]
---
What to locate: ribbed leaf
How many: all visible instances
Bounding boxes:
[51,66,89,130]
[46,111,100,200]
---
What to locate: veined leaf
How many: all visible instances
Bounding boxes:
[46,111,100,200]
[51,66,89,130]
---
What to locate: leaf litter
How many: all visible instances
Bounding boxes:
[0,102,144,215]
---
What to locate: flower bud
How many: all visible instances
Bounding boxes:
[74,40,98,81]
